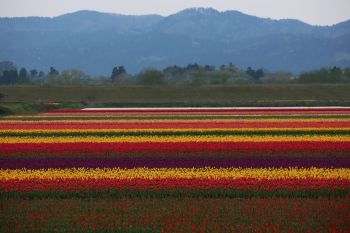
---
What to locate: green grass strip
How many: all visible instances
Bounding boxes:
[3,229,158,233]
[1,189,348,199]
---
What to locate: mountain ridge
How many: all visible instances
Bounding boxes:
[0,8,349,75]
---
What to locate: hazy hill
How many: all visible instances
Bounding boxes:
[0,8,349,75]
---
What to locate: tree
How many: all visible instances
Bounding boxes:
[163,65,185,78]
[0,93,5,115]
[246,67,264,82]
[38,71,45,78]
[18,67,30,84]
[0,61,18,85]
[255,69,265,81]
[186,63,200,71]
[210,72,229,85]
[19,68,28,78]
[0,69,18,85]
[47,67,61,85]
[111,66,127,82]
[163,65,186,84]
[60,69,90,85]
[47,69,91,85]
[298,67,347,83]
[48,67,59,77]
[204,65,215,72]
[0,61,16,75]
[246,67,254,77]
[344,67,350,80]
[30,69,38,79]
[137,69,165,85]
[28,69,43,84]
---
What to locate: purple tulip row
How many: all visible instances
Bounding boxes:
[1,156,350,169]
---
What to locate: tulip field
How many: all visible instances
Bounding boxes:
[1,107,350,232]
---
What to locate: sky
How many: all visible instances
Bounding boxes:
[0,0,349,26]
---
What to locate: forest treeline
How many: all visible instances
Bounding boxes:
[1,61,350,85]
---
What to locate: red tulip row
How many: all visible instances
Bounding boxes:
[1,178,349,192]
[1,141,349,157]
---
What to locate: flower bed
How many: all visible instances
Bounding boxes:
[1,107,350,232]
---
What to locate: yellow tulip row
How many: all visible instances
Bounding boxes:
[1,167,349,180]
[1,135,350,143]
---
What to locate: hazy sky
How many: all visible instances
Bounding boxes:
[0,0,349,25]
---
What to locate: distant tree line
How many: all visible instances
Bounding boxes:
[298,67,350,83]
[1,60,350,86]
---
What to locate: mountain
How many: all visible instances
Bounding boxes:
[0,8,349,75]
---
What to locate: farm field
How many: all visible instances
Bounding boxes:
[2,84,350,106]
[1,107,350,233]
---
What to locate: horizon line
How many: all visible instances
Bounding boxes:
[0,7,348,26]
